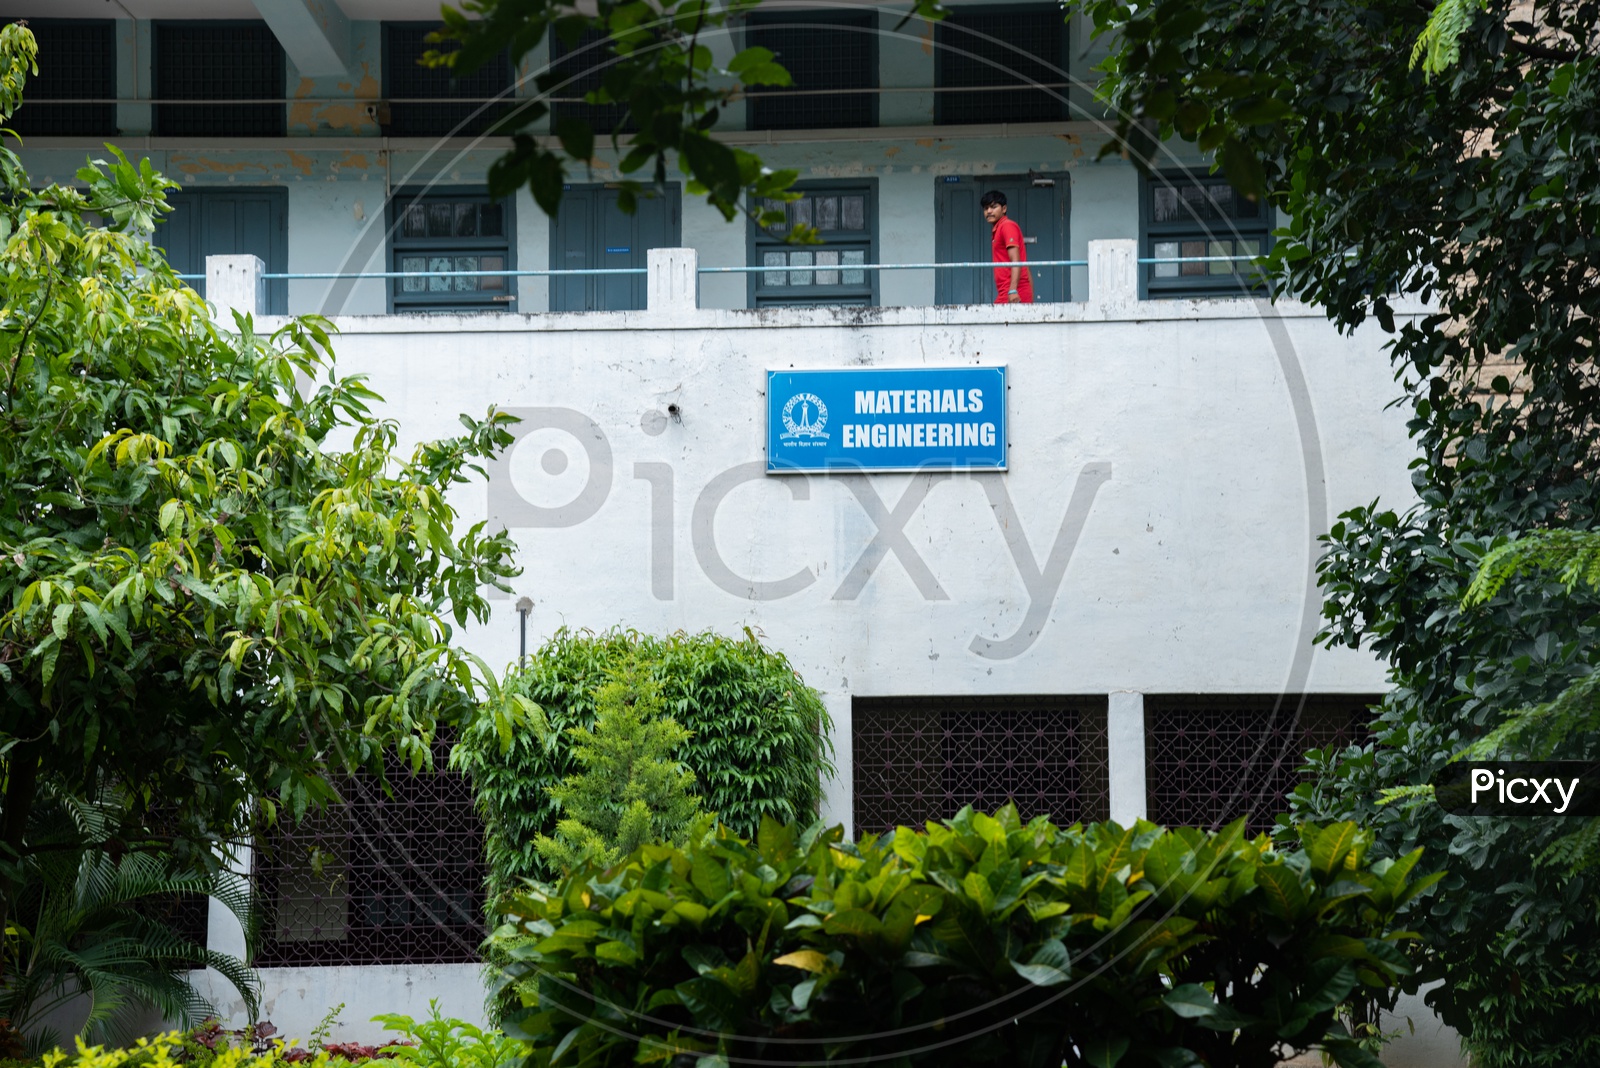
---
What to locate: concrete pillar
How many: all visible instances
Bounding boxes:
[206,842,252,963]
[252,0,351,77]
[207,254,266,323]
[648,247,699,314]
[1088,238,1138,310]
[1107,690,1147,824]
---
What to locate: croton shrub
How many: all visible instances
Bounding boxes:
[490,807,1438,1068]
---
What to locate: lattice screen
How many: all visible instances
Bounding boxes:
[853,695,1109,836]
[8,20,116,137]
[549,28,633,134]
[143,891,211,967]
[153,23,284,137]
[746,11,876,130]
[1144,695,1378,833]
[384,23,513,138]
[935,6,1066,126]
[253,734,486,966]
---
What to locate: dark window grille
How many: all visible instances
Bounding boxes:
[7,20,116,137]
[1144,695,1378,833]
[548,28,632,134]
[383,23,513,137]
[141,891,211,968]
[750,182,876,307]
[853,695,1110,836]
[746,11,876,131]
[153,22,284,137]
[388,190,514,313]
[253,733,487,966]
[935,5,1067,126]
[1142,173,1273,299]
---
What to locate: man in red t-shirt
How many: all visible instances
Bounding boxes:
[982,190,1033,304]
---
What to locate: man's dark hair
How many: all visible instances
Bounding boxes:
[980,190,1007,209]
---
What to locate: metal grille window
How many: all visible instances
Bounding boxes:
[253,734,486,966]
[935,5,1067,126]
[142,892,211,967]
[750,184,875,307]
[1142,173,1272,298]
[549,29,632,135]
[745,10,876,130]
[389,192,514,313]
[853,696,1110,836]
[1144,695,1378,833]
[383,23,513,138]
[7,20,115,137]
[153,22,284,137]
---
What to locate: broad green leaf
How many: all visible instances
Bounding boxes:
[1163,983,1217,1019]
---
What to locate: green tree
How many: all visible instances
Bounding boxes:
[0,22,532,937]
[1,787,257,1052]
[534,666,703,873]
[1081,0,1600,1061]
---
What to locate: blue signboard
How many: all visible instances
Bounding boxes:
[766,366,1007,473]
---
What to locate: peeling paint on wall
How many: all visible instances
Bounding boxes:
[175,157,271,177]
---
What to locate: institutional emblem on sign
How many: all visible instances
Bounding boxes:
[780,393,829,441]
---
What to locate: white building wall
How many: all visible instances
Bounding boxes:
[204,288,1423,1045]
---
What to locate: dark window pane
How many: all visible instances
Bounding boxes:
[747,11,876,130]
[1209,184,1235,217]
[428,203,454,237]
[936,6,1065,125]
[479,202,504,237]
[454,203,478,236]
[853,696,1110,836]
[402,205,427,237]
[1144,696,1377,834]
[8,20,117,137]
[548,28,633,134]
[254,733,487,965]
[384,22,513,137]
[154,22,284,136]
[840,195,865,231]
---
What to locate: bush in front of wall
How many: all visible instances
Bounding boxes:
[533,666,704,873]
[489,806,1438,1068]
[452,627,833,893]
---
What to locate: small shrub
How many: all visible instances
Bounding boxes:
[491,807,1437,1068]
[454,627,833,892]
[534,668,703,873]
[370,1004,520,1068]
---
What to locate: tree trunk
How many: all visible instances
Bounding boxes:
[0,739,41,982]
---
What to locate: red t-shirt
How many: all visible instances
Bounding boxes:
[991,217,1033,303]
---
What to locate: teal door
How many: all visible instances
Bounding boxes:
[552,185,681,312]
[160,189,289,314]
[934,175,1069,305]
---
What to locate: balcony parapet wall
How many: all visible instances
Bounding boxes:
[207,242,1429,333]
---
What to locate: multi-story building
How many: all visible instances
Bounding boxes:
[4,2,1463,1064]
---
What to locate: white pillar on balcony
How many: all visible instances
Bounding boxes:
[648,247,699,315]
[1088,239,1139,310]
[207,254,266,324]
[1107,690,1148,824]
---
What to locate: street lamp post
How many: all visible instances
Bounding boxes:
[515,596,534,668]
